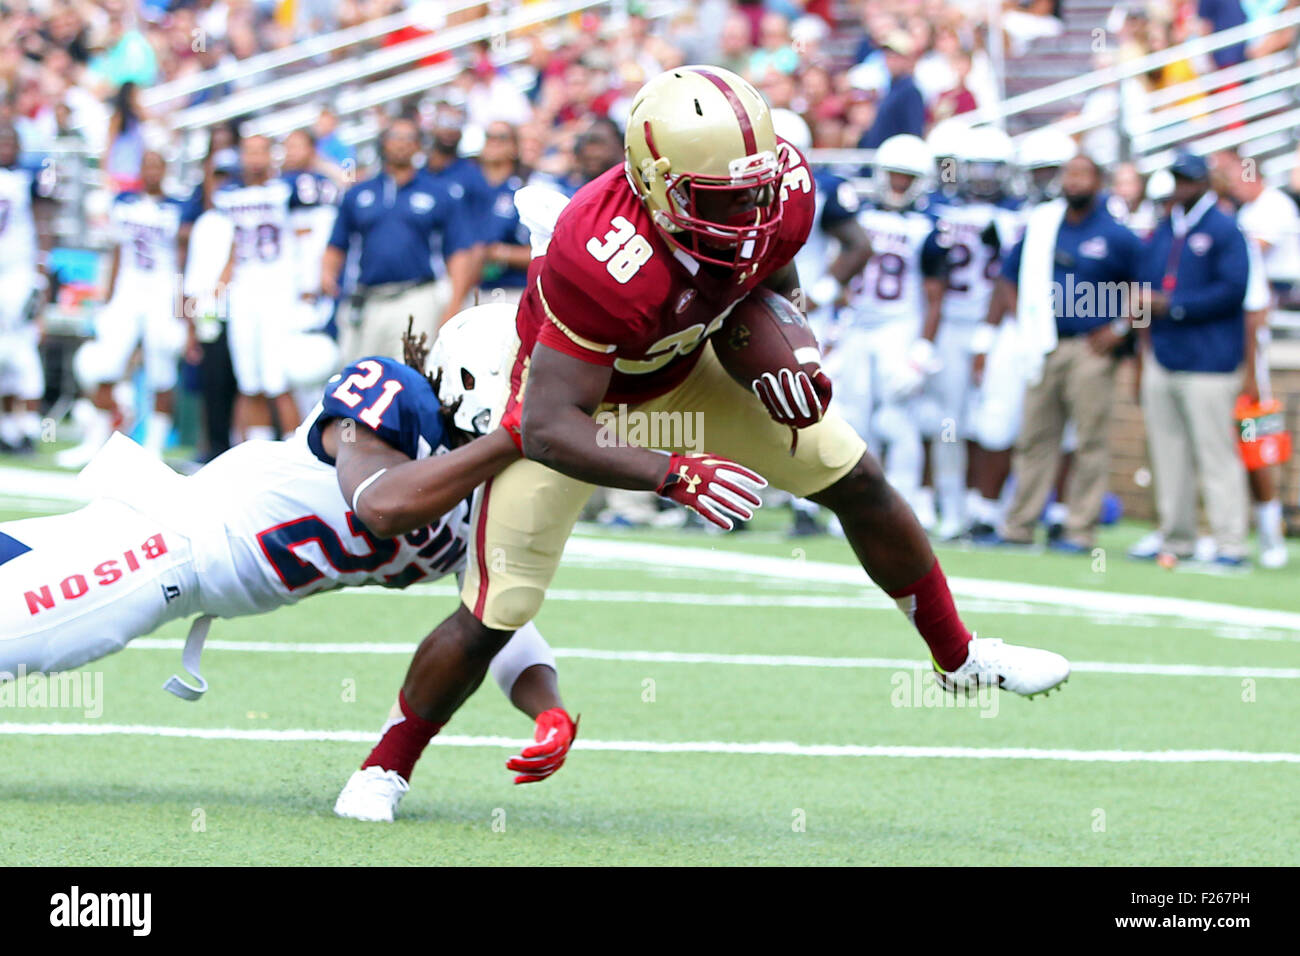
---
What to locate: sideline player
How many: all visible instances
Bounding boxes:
[0,307,576,822]
[58,151,187,468]
[0,122,53,454]
[212,135,305,441]
[924,127,1022,539]
[838,133,948,521]
[363,68,1071,785]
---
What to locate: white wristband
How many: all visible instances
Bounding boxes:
[351,468,387,514]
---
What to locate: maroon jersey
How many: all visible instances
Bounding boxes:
[514,143,816,404]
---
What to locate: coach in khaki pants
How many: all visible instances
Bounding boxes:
[321,118,480,363]
[996,155,1143,550]
[1137,153,1250,563]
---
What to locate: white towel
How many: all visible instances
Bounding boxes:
[513,184,573,258]
[1017,198,1067,385]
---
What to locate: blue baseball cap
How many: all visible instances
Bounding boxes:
[1168,151,1208,181]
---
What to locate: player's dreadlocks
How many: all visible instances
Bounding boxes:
[400,315,469,446]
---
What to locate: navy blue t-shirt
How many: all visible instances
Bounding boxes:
[1001,201,1142,336]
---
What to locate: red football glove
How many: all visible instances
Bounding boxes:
[507,707,578,784]
[655,452,767,531]
[498,402,523,453]
[751,367,833,429]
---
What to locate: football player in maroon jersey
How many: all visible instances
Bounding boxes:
[347,67,1070,809]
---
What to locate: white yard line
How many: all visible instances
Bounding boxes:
[564,537,1300,633]
[124,638,1300,679]
[7,462,1298,632]
[0,721,1296,763]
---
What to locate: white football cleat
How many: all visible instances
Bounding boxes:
[1260,544,1288,570]
[1127,530,1164,560]
[934,636,1070,698]
[334,766,410,822]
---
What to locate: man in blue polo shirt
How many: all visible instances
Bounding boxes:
[321,118,478,362]
[857,31,926,151]
[1135,151,1250,564]
[993,153,1142,550]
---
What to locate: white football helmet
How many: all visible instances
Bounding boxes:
[958,126,1015,201]
[427,302,519,438]
[1016,127,1078,201]
[925,117,971,167]
[873,134,935,210]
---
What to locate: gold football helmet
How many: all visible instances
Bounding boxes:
[624,66,790,272]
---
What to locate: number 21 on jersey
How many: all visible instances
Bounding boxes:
[332,360,404,429]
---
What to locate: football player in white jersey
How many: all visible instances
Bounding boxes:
[0,305,576,822]
[281,129,341,332]
[213,135,305,442]
[834,134,948,516]
[923,126,1023,539]
[0,122,53,454]
[57,151,187,468]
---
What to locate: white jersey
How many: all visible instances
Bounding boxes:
[109,191,184,291]
[847,201,942,328]
[1238,187,1300,284]
[183,357,469,618]
[212,176,299,287]
[0,164,39,275]
[284,170,339,298]
[929,196,1023,324]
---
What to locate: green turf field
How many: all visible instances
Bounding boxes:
[2,471,1298,865]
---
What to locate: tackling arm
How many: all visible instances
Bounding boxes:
[328,420,520,539]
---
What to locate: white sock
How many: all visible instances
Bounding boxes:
[0,414,20,446]
[144,411,172,455]
[1256,499,1284,550]
[1046,501,1068,527]
[245,425,275,442]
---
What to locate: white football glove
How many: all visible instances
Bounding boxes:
[882,338,941,402]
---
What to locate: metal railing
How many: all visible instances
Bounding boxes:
[140,0,490,112]
[973,6,1300,128]
[166,0,635,133]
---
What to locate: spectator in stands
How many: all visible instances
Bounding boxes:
[1136,152,1251,564]
[1002,0,1065,58]
[476,121,533,307]
[1198,0,1249,67]
[313,107,355,172]
[929,47,979,123]
[573,116,624,185]
[104,82,146,193]
[322,118,478,362]
[996,154,1143,551]
[716,9,756,77]
[749,12,800,77]
[857,30,926,149]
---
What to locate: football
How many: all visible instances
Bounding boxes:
[715,287,830,420]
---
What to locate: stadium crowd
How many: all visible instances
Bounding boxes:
[0,0,1297,568]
